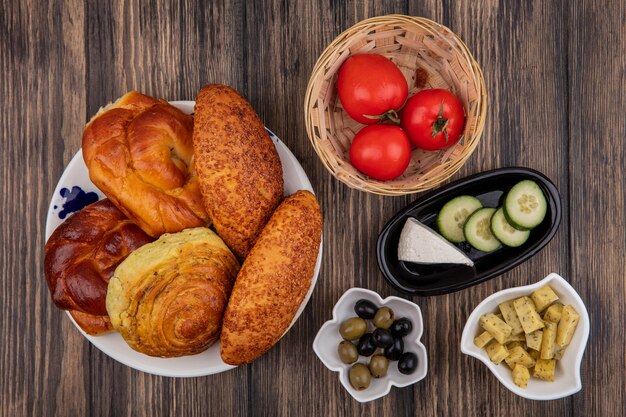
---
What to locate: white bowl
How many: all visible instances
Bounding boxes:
[313,288,428,403]
[460,273,590,400]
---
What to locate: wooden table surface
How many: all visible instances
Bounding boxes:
[1,0,624,416]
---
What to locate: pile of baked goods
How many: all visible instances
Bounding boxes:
[44,84,323,365]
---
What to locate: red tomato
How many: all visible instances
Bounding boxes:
[349,125,412,181]
[400,89,465,150]
[337,54,408,124]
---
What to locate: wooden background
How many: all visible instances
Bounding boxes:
[1,0,624,416]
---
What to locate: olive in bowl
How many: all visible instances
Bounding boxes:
[398,352,418,375]
[339,317,367,340]
[369,355,389,378]
[313,288,428,403]
[354,299,378,319]
[384,337,404,361]
[372,328,394,348]
[373,307,395,329]
[391,317,413,337]
[356,333,377,356]
[338,341,359,364]
[349,363,372,390]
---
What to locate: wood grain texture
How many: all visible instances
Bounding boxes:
[1,1,89,416]
[568,1,626,417]
[1,0,624,416]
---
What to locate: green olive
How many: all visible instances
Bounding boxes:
[373,307,395,329]
[349,363,372,390]
[368,354,389,378]
[339,317,367,340]
[337,341,358,364]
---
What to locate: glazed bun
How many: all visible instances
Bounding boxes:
[69,310,113,335]
[82,91,209,237]
[44,199,154,335]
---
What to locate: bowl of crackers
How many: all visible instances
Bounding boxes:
[460,273,590,400]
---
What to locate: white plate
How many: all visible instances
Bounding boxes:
[45,101,323,377]
[313,288,428,403]
[460,273,589,400]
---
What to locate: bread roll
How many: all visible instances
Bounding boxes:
[220,190,322,365]
[69,311,113,335]
[107,227,239,357]
[82,91,209,237]
[193,84,283,260]
[44,199,154,335]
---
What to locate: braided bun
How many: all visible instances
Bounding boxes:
[82,91,208,237]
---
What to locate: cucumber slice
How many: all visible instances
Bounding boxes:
[463,208,501,252]
[490,207,530,247]
[503,180,547,230]
[436,195,483,243]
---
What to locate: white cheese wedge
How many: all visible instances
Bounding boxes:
[397,217,474,266]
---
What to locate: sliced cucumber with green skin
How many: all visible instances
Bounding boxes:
[503,180,548,230]
[463,208,501,252]
[436,195,483,243]
[490,207,530,247]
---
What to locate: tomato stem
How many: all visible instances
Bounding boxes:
[362,109,401,125]
[432,101,449,143]
[385,109,401,124]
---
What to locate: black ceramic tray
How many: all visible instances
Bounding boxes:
[376,167,562,296]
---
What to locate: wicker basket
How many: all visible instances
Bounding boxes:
[304,15,487,196]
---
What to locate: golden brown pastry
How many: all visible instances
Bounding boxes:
[106,227,240,357]
[44,199,154,335]
[82,91,209,237]
[193,84,284,260]
[69,311,113,335]
[220,190,322,365]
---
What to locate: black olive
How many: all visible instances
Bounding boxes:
[398,352,418,375]
[384,337,404,361]
[356,333,376,357]
[354,299,377,319]
[371,328,394,348]
[390,317,413,338]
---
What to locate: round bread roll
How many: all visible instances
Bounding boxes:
[82,91,209,238]
[44,199,154,335]
[107,227,240,357]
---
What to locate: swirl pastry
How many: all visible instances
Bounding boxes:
[220,190,322,365]
[193,84,284,260]
[44,199,154,335]
[82,91,209,237]
[106,227,240,357]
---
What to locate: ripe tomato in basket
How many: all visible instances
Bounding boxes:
[349,125,412,181]
[400,89,466,151]
[337,54,408,125]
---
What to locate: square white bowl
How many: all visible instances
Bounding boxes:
[460,272,590,400]
[313,288,428,402]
